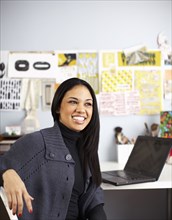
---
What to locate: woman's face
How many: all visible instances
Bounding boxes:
[58,85,93,132]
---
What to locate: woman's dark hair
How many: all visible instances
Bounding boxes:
[51,77,101,186]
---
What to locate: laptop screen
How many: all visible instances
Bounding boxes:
[125,136,172,178]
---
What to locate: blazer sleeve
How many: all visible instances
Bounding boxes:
[87,204,107,220]
[87,185,105,210]
[80,185,105,219]
[0,167,10,186]
[0,131,44,180]
[0,171,4,186]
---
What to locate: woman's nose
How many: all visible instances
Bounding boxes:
[75,104,85,113]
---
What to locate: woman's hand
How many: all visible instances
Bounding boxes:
[2,169,34,217]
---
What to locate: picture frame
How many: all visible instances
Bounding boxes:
[42,80,55,111]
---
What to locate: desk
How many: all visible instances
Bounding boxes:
[101,161,172,220]
[0,140,15,155]
[0,137,19,155]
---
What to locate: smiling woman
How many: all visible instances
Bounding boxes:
[57,84,93,131]
[0,78,107,220]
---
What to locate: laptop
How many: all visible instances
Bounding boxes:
[101,135,172,186]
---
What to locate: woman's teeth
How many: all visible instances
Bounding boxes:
[72,116,85,121]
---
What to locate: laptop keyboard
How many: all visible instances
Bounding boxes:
[105,170,149,181]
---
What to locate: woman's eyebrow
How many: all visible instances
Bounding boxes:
[68,97,93,102]
[86,99,93,102]
[68,97,78,100]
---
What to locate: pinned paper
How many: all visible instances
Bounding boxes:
[123,45,149,65]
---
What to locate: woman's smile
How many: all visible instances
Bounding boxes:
[72,115,86,123]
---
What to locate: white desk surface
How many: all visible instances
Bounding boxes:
[100,161,172,190]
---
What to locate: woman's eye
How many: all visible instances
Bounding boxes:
[69,100,77,104]
[85,102,93,107]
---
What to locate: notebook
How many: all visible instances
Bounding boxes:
[0,187,18,220]
[101,136,172,186]
[0,196,10,220]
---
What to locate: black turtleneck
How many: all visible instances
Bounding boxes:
[58,122,107,220]
[58,121,84,220]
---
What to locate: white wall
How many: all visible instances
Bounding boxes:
[1,1,171,50]
[0,0,171,161]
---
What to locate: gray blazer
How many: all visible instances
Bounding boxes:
[0,122,104,220]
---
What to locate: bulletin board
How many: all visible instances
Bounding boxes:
[99,49,170,116]
[0,49,171,115]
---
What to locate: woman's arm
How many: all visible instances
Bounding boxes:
[2,169,34,217]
